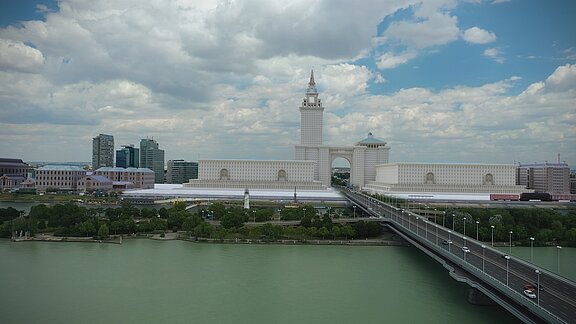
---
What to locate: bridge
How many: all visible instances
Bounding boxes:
[341,188,576,324]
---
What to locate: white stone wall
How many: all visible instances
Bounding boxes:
[375,163,518,186]
[198,160,316,182]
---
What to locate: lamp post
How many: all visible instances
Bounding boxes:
[452,214,455,231]
[416,217,419,236]
[442,211,446,227]
[253,210,256,223]
[491,225,495,247]
[529,237,535,262]
[509,231,513,255]
[535,269,540,305]
[463,217,467,236]
[448,230,452,252]
[481,245,486,272]
[476,221,480,240]
[504,255,510,286]
[353,205,356,219]
[425,219,428,240]
[303,208,306,219]
[401,210,404,227]
[435,224,438,245]
[557,245,562,273]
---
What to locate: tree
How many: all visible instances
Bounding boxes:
[98,224,109,239]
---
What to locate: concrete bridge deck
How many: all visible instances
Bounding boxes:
[341,188,576,324]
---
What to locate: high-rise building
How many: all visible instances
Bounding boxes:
[517,162,571,194]
[116,145,140,168]
[140,138,165,183]
[166,160,198,184]
[92,134,114,169]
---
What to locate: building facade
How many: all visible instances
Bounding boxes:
[294,72,390,188]
[93,167,155,189]
[116,144,140,168]
[140,138,165,183]
[166,160,198,184]
[77,175,113,192]
[364,162,527,194]
[35,165,87,191]
[92,134,114,169]
[185,159,324,190]
[517,162,571,194]
[0,158,30,190]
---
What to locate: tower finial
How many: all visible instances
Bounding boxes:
[306,69,317,93]
[309,69,315,86]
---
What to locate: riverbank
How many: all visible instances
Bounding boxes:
[11,233,122,244]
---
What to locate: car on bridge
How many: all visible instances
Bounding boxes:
[442,240,452,245]
[462,246,470,253]
[523,289,536,299]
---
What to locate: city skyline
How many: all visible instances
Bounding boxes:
[0,0,574,167]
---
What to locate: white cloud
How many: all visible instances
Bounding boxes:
[384,12,460,49]
[376,51,417,69]
[462,27,496,44]
[483,47,505,63]
[0,39,45,73]
[0,0,574,166]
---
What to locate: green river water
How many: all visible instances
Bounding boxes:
[0,239,527,324]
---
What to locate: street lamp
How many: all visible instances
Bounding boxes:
[442,211,446,227]
[557,245,562,273]
[504,255,510,286]
[529,237,535,262]
[353,205,356,219]
[509,231,513,255]
[448,230,452,252]
[435,224,438,245]
[481,245,486,272]
[476,221,480,240]
[253,210,256,223]
[425,219,428,240]
[401,210,404,227]
[416,217,419,236]
[452,214,455,231]
[491,225,495,247]
[535,269,540,305]
[463,217,467,236]
[303,208,306,219]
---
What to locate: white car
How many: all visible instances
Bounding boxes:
[462,246,470,253]
[523,289,536,299]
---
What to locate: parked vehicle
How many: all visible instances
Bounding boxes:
[462,246,470,253]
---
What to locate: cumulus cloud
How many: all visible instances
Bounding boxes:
[0,39,45,73]
[0,0,573,165]
[462,27,496,44]
[483,47,505,63]
[376,51,417,69]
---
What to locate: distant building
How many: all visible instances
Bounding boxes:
[93,167,155,189]
[517,162,571,194]
[92,134,114,169]
[0,158,30,190]
[35,165,87,191]
[140,138,164,183]
[364,162,527,194]
[166,160,198,184]
[116,144,140,168]
[77,175,113,192]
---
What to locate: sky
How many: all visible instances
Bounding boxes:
[0,0,575,167]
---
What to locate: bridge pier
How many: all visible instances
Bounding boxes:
[467,288,497,306]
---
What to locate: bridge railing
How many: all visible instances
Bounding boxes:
[340,188,571,324]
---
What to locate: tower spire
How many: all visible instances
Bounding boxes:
[307,69,317,93]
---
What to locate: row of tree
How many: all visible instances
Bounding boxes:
[368,193,576,246]
[0,201,381,241]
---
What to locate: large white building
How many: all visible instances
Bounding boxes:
[364,162,527,194]
[185,71,389,190]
